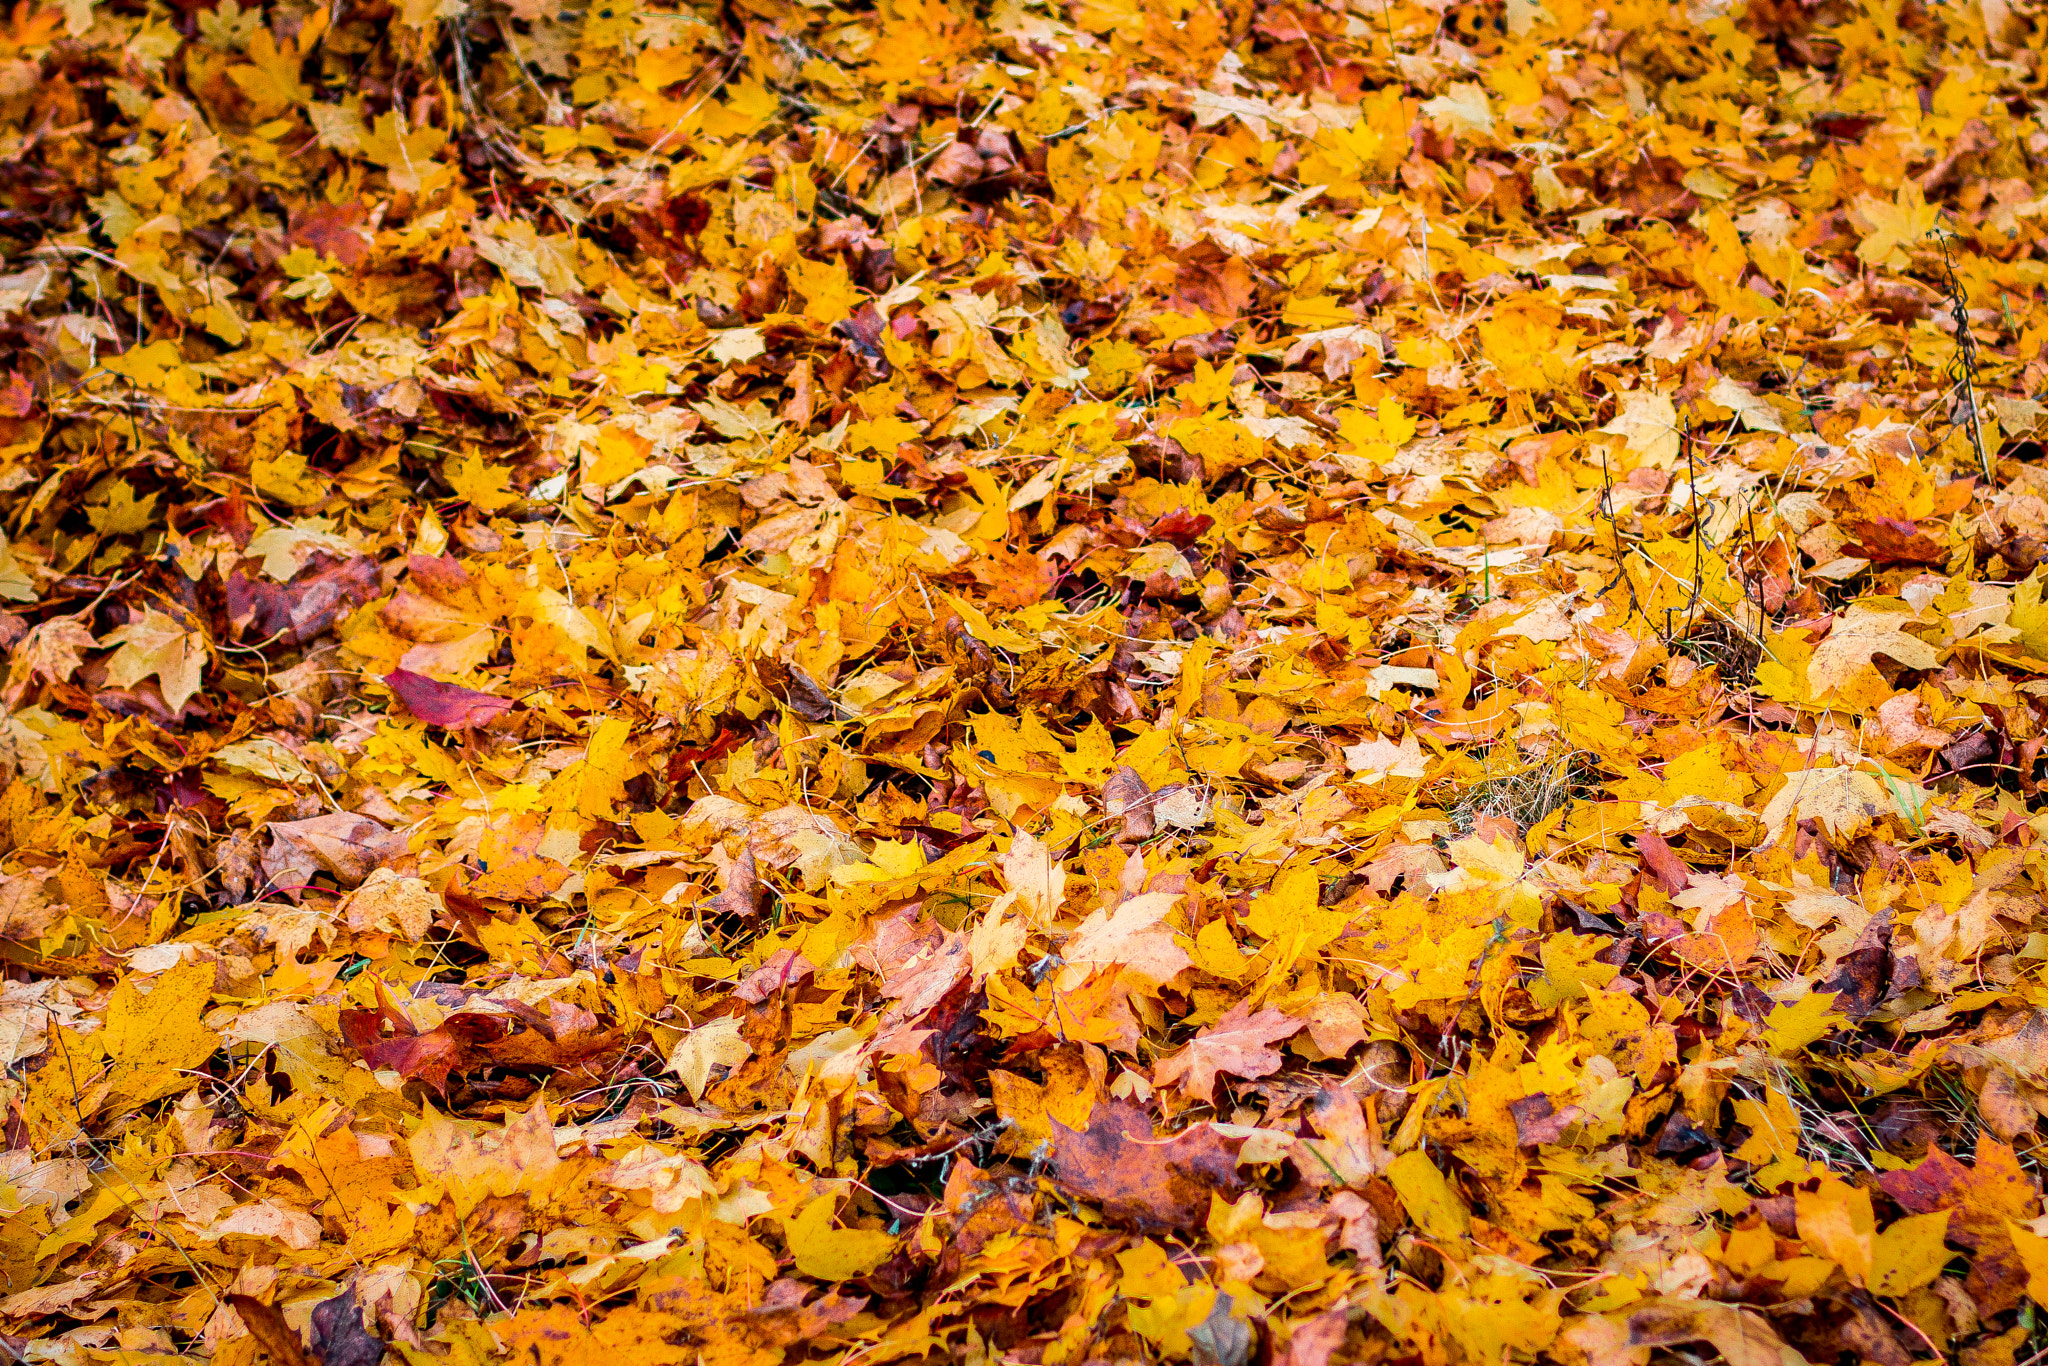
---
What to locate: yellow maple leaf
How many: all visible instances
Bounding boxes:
[1238,863,1353,982]
[1386,1149,1470,1239]
[101,957,220,1105]
[787,256,860,327]
[445,453,519,511]
[1763,989,1845,1055]
[1869,1210,1951,1295]
[783,1194,898,1280]
[1600,388,1681,468]
[1804,604,1941,700]
[102,607,205,712]
[1853,183,1941,269]
[666,1016,752,1101]
[360,110,449,194]
[83,480,160,537]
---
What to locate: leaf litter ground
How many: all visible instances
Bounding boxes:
[0,0,2047,1364]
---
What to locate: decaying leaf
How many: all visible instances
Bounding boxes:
[1050,1100,1245,1233]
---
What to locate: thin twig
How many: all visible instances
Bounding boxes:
[1932,225,1993,482]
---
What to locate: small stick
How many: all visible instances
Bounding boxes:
[1933,225,1994,482]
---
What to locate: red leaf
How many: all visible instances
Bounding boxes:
[1152,1000,1304,1100]
[1277,1309,1349,1366]
[338,1003,415,1052]
[1635,831,1693,894]
[406,553,472,597]
[357,1013,507,1094]
[1845,516,1947,566]
[0,371,34,418]
[288,201,371,268]
[385,669,513,728]
[734,948,816,1003]
[227,554,380,644]
[1149,508,1214,548]
[309,1290,387,1366]
[1812,112,1881,142]
[228,1296,314,1366]
[1878,1138,2040,1313]
[1049,1100,1244,1232]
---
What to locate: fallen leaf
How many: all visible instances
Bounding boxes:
[102,608,205,713]
[227,1296,312,1366]
[384,669,514,728]
[1153,1000,1306,1100]
[101,957,221,1106]
[1050,1100,1245,1232]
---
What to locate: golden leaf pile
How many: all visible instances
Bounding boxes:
[2,0,2048,1361]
